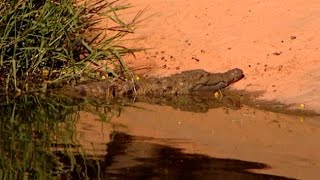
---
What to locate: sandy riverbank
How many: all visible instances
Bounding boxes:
[123,0,320,113]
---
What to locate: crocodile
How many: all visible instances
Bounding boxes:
[59,68,244,98]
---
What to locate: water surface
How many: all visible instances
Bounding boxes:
[0,93,318,179]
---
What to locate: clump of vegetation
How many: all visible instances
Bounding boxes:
[0,0,142,95]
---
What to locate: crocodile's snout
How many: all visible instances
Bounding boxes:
[228,68,244,82]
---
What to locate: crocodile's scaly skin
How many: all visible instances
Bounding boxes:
[60,68,244,98]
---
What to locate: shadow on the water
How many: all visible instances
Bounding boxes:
[102,132,294,180]
[55,132,294,179]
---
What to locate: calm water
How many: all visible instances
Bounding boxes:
[0,92,318,179]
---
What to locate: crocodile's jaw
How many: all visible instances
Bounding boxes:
[228,68,244,83]
[189,68,244,93]
[190,81,228,92]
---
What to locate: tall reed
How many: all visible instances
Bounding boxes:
[0,0,142,95]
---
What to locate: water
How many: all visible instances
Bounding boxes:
[0,92,319,179]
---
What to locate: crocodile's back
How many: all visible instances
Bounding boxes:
[134,68,244,95]
[60,79,135,98]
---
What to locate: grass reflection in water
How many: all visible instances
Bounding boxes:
[0,93,127,179]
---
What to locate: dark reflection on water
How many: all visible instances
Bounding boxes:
[102,132,294,180]
[55,132,294,180]
[0,93,298,179]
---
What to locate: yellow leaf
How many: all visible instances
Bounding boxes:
[214,91,222,99]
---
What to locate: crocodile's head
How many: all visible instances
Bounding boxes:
[224,68,244,83]
[190,68,244,92]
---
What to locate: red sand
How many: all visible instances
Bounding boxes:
[124,0,320,113]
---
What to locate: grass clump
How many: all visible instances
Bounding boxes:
[0,0,142,95]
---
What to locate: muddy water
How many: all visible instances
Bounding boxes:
[74,100,320,179]
[1,94,319,179]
